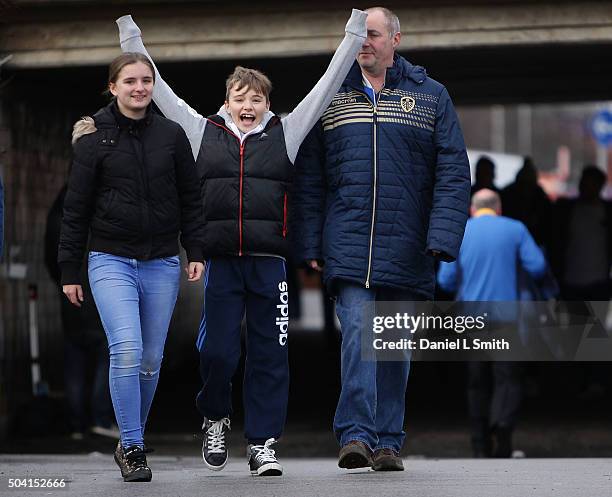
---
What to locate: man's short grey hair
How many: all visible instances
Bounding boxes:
[471,189,501,211]
[365,6,401,37]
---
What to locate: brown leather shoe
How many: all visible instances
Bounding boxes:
[371,448,404,471]
[338,441,373,469]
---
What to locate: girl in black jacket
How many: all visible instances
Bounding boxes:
[59,53,204,482]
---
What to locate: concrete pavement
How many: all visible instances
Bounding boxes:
[1,455,611,497]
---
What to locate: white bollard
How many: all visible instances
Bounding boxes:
[28,284,41,396]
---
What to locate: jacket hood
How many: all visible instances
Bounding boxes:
[91,101,118,128]
[72,116,96,144]
[73,101,154,144]
[345,53,427,90]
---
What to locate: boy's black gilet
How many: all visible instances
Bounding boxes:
[198,115,293,258]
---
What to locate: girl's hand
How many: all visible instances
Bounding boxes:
[186,262,205,282]
[63,284,84,307]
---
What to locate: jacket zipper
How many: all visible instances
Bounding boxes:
[365,103,378,289]
[128,126,152,258]
[352,88,378,289]
[206,119,247,257]
[239,143,245,255]
[282,192,288,238]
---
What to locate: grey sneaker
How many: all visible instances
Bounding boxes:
[247,438,283,476]
[201,417,230,471]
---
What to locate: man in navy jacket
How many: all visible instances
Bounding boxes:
[293,7,471,470]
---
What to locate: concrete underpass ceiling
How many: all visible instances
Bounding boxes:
[3,42,611,112]
[1,0,611,107]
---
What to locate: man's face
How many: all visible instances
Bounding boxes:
[225,84,269,133]
[357,9,400,76]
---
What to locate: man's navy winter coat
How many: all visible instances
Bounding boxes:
[293,55,471,298]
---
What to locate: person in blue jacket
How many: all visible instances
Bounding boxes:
[438,188,547,458]
[293,6,471,471]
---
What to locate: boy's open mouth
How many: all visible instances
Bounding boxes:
[240,113,256,125]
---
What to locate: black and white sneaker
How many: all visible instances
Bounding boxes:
[114,442,152,482]
[201,417,230,471]
[247,438,283,476]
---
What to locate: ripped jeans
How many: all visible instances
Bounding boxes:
[88,251,180,448]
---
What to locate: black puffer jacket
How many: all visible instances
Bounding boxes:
[199,115,293,258]
[59,101,204,285]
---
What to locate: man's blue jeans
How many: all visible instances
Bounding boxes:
[88,252,180,448]
[334,282,417,453]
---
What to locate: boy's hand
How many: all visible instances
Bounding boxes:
[308,259,323,272]
[116,14,142,41]
[186,262,205,282]
[345,9,368,37]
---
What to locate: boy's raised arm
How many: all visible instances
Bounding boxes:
[281,9,367,163]
[116,15,206,160]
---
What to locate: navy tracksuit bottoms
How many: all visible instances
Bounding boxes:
[195,256,289,444]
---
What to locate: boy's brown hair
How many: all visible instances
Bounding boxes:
[225,66,272,101]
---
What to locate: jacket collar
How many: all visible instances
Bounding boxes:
[94,100,153,129]
[345,53,427,92]
[216,105,276,132]
[474,208,498,217]
[111,100,153,129]
[210,106,279,137]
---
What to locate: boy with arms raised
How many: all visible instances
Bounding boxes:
[116,10,366,476]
